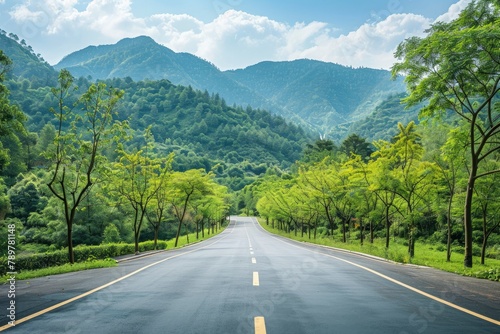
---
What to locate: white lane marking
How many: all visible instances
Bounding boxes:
[252,217,500,327]
[252,258,257,264]
[253,272,260,286]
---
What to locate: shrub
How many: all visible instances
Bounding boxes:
[0,240,168,275]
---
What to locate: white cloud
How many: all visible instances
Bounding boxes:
[6,0,464,70]
[294,14,431,70]
[435,0,473,23]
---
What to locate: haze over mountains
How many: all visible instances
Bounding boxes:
[53,36,409,137]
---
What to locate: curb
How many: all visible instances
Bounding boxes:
[115,249,168,263]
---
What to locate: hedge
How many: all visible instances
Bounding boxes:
[0,240,167,275]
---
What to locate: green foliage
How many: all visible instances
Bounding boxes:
[102,223,121,243]
[0,240,168,275]
[0,32,57,87]
[3,259,117,281]
[392,0,500,267]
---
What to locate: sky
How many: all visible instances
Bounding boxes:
[0,0,472,70]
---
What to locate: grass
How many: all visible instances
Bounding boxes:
[166,225,226,249]
[258,219,500,282]
[3,224,228,282]
[2,258,117,282]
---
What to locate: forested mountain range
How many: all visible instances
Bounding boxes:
[53,35,408,137]
[0,31,57,87]
[1,32,413,141]
[0,31,310,190]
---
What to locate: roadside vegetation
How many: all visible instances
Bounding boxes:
[258,219,500,282]
[1,222,227,281]
[245,1,500,274]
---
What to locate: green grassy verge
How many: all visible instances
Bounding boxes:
[4,224,228,282]
[258,219,500,282]
[2,258,117,282]
[166,225,226,249]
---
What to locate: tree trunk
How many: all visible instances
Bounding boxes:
[360,218,364,246]
[67,222,74,264]
[446,204,452,262]
[153,226,159,250]
[370,220,374,244]
[314,219,317,239]
[174,219,183,247]
[196,220,199,240]
[408,228,415,258]
[385,206,391,249]
[342,218,347,243]
[464,166,477,268]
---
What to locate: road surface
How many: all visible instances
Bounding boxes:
[1,217,499,333]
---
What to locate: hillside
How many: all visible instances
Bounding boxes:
[54,36,406,136]
[5,74,310,190]
[0,30,57,87]
[54,36,283,121]
[225,60,406,135]
[1,32,414,148]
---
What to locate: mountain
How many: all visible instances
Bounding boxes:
[54,36,286,120]
[0,30,58,87]
[55,36,407,137]
[225,60,406,135]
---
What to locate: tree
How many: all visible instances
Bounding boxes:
[386,122,437,257]
[46,70,124,263]
[298,160,338,237]
[145,152,174,250]
[340,134,374,160]
[392,0,500,267]
[472,157,500,265]
[0,51,27,180]
[168,169,215,247]
[112,131,173,254]
[102,223,121,244]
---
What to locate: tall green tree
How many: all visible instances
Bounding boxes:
[392,0,500,267]
[0,51,27,182]
[112,130,173,254]
[168,169,215,247]
[46,70,124,263]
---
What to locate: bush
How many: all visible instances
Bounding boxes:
[486,245,500,260]
[470,268,500,282]
[435,244,446,252]
[0,240,168,275]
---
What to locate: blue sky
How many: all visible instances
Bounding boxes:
[131,0,459,33]
[0,0,470,70]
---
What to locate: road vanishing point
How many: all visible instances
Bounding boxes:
[1,217,499,333]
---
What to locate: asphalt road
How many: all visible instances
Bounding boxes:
[1,217,499,333]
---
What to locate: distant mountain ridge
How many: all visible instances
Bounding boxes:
[1,33,410,140]
[0,31,57,87]
[54,36,291,124]
[54,36,407,137]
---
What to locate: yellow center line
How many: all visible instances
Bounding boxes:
[253,272,260,286]
[0,228,234,332]
[254,316,267,334]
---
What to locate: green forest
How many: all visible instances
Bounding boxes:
[0,0,499,277]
